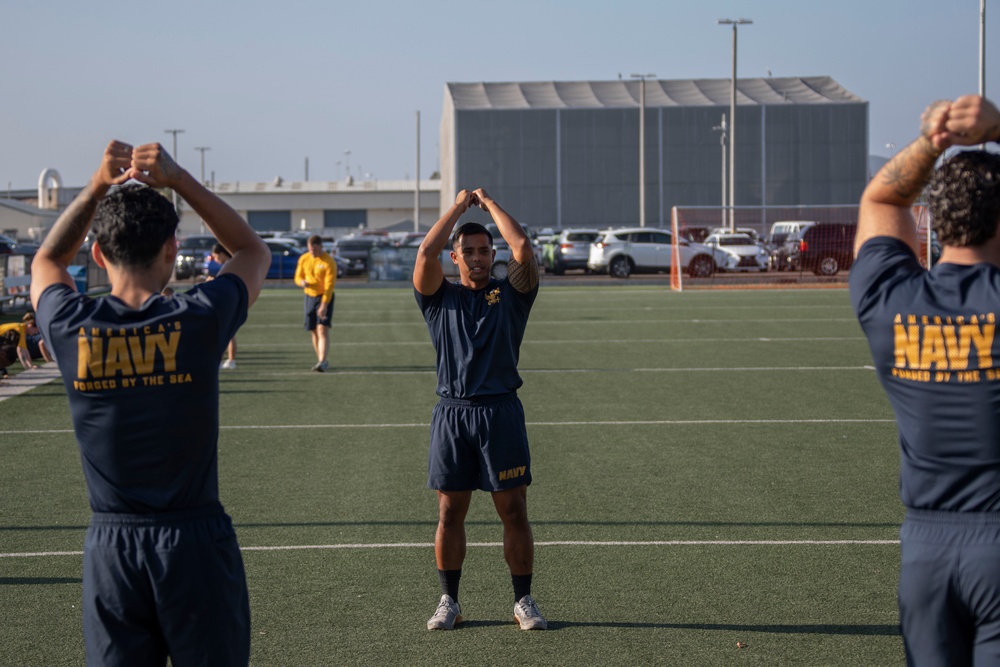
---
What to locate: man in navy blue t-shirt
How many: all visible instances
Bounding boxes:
[851,95,1000,665]
[414,187,547,631]
[31,140,270,666]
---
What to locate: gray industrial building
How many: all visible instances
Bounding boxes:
[439,77,868,228]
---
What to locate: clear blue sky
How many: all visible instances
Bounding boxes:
[2,0,997,191]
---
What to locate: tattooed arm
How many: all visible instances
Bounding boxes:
[855,95,1000,256]
[31,141,132,308]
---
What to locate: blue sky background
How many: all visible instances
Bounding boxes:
[2,0,997,190]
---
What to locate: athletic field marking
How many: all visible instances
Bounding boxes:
[0,418,896,436]
[0,539,901,559]
[236,337,866,348]
[0,365,61,404]
[250,365,875,377]
[244,317,857,329]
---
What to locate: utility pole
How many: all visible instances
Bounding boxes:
[630,73,656,227]
[414,110,421,233]
[164,129,185,211]
[194,146,210,187]
[718,18,752,230]
[712,114,728,228]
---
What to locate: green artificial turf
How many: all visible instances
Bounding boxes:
[0,285,905,665]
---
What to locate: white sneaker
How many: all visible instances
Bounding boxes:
[513,595,547,630]
[221,360,236,370]
[427,594,462,630]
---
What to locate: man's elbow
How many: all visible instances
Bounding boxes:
[417,243,442,262]
[31,249,60,273]
[510,237,533,260]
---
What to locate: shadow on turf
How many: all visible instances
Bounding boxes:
[449,621,899,635]
[0,577,81,585]
[543,621,899,635]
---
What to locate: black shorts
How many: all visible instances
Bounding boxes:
[427,393,532,492]
[304,294,334,330]
[899,509,1000,665]
[83,504,250,666]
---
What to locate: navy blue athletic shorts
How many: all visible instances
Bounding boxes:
[83,504,250,667]
[899,509,1000,666]
[427,392,531,492]
[304,294,333,330]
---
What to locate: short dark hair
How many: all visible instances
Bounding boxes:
[212,242,231,258]
[928,150,1000,247]
[451,222,493,249]
[308,234,323,247]
[93,183,178,269]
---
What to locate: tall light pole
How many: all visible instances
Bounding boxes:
[164,129,185,211]
[194,146,210,187]
[981,0,986,98]
[718,18,752,230]
[414,110,421,233]
[712,114,728,228]
[631,73,656,227]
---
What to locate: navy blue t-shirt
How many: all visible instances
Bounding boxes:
[851,236,1000,511]
[36,274,248,514]
[416,276,537,399]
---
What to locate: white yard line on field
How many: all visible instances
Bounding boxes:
[0,539,900,559]
[236,337,866,347]
[0,417,896,436]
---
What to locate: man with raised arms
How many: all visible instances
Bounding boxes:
[851,95,1000,665]
[414,187,547,631]
[31,141,270,666]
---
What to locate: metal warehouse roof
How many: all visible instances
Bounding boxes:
[446,76,864,110]
[213,179,439,195]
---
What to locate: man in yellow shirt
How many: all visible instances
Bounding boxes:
[294,234,336,371]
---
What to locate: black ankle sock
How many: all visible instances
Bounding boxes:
[512,573,533,601]
[438,569,461,602]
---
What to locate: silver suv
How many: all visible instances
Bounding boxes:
[545,229,600,275]
[587,228,716,279]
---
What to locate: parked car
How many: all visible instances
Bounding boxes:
[174,234,218,279]
[337,236,390,275]
[587,228,716,279]
[709,226,764,244]
[205,241,347,279]
[545,229,600,275]
[0,233,39,255]
[797,223,857,276]
[681,226,712,243]
[483,222,542,267]
[394,232,427,248]
[703,233,769,272]
[271,232,313,249]
[767,221,817,272]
